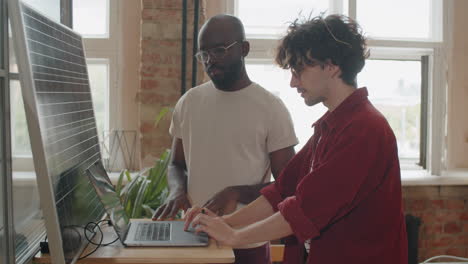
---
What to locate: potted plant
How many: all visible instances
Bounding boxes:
[115,107,173,219]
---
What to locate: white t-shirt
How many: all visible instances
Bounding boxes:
[170,81,298,207]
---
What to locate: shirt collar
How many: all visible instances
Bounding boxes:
[312,87,369,129]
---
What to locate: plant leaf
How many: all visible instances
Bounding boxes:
[153,107,172,127]
[141,204,155,218]
[131,179,149,218]
[116,170,125,195]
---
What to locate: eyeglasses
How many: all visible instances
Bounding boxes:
[195,41,239,63]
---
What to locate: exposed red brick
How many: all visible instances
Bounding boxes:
[419,248,447,262]
[425,236,455,248]
[460,212,468,221]
[437,211,463,223]
[445,200,465,210]
[429,199,444,210]
[444,222,463,234]
[140,79,159,90]
[454,234,468,246]
[422,223,443,234]
[410,199,428,211]
[445,247,466,257]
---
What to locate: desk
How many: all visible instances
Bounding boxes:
[33,224,234,264]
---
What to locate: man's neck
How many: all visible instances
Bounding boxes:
[324,82,357,112]
[216,77,252,92]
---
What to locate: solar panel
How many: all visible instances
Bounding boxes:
[8,1,107,263]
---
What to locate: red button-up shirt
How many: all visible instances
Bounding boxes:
[261,88,408,264]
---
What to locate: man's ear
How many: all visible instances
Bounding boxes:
[325,61,341,78]
[242,41,250,57]
[330,64,341,78]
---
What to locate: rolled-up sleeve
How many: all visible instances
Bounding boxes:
[260,143,312,211]
[278,196,320,242]
[260,183,283,211]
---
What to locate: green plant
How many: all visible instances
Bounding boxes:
[115,107,173,219]
[116,149,171,218]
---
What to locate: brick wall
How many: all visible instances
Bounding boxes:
[403,186,468,261]
[139,0,206,167]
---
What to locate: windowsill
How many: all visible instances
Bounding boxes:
[402,169,468,186]
[12,171,128,186]
[12,169,468,186]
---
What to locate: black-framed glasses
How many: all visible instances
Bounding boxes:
[195,41,239,63]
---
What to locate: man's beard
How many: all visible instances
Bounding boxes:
[210,58,243,90]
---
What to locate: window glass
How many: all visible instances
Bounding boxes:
[356,0,431,39]
[10,81,31,156]
[73,0,109,37]
[358,60,421,159]
[10,80,45,263]
[8,22,18,74]
[246,62,327,151]
[237,0,329,37]
[22,0,60,22]
[87,60,109,149]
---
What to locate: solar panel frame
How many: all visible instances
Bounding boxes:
[8,1,107,263]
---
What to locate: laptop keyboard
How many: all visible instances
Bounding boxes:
[134,222,171,241]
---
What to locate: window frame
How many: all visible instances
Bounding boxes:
[1,0,16,262]
[229,0,448,176]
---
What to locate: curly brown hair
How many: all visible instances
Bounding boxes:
[275,14,369,86]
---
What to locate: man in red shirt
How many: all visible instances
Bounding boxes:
[185,14,408,264]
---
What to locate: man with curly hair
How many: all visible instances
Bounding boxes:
[185,14,408,264]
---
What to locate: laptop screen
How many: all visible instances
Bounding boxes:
[86,162,129,240]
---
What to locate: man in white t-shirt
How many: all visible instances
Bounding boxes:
[152,14,297,264]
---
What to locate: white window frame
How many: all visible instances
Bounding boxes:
[12,0,120,171]
[227,0,449,177]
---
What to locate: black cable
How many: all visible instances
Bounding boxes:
[84,220,119,246]
[78,222,103,260]
[78,219,119,260]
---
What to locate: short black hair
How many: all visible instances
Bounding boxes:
[275,14,369,86]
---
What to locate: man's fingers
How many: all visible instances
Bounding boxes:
[159,201,175,220]
[202,207,217,217]
[195,224,209,235]
[184,206,202,230]
[168,202,181,220]
[204,200,221,213]
[152,204,166,220]
[191,213,206,227]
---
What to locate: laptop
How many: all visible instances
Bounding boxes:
[85,161,209,247]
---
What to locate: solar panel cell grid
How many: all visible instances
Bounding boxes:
[18,3,107,263]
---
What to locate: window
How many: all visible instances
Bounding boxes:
[21,0,60,23]
[359,59,421,161]
[73,0,109,38]
[74,0,117,167]
[233,0,446,174]
[356,0,441,41]
[87,59,110,146]
[237,0,329,38]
